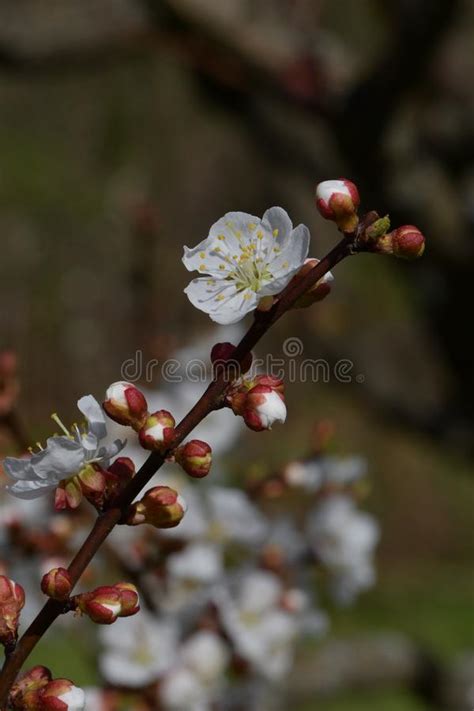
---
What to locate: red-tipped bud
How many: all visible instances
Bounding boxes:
[0,575,25,645]
[10,666,52,710]
[114,582,140,617]
[242,385,287,432]
[289,258,334,309]
[315,178,360,232]
[103,457,136,499]
[390,225,425,259]
[77,586,123,625]
[175,440,212,478]
[126,486,187,529]
[54,477,83,511]
[77,464,106,507]
[40,678,86,710]
[138,410,175,452]
[370,224,425,260]
[210,342,253,377]
[41,568,72,602]
[103,381,148,430]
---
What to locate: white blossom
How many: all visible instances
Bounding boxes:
[99,612,178,687]
[3,396,124,500]
[183,207,310,324]
[214,571,297,681]
[306,494,379,604]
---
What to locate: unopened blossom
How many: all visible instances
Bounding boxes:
[10,666,51,709]
[126,486,187,529]
[103,381,148,429]
[3,396,124,504]
[175,440,212,478]
[40,678,86,711]
[76,582,140,624]
[41,567,72,601]
[183,207,310,324]
[382,225,426,259]
[0,575,25,645]
[315,179,360,232]
[228,375,286,431]
[138,410,176,452]
[290,258,334,309]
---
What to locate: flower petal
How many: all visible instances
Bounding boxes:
[259,223,310,296]
[78,395,107,440]
[262,207,293,250]
[184,277,258,324]
[3,456,39,482]
[32,437,85,481]
[7,478,56,500]
[97,438,127,466]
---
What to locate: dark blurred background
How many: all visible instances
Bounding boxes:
[0,1,472,709]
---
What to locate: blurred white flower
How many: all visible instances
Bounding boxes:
[3,396,124,500]
[162,486,268,548]
[215,571,297,681]
[183,207,310,324]
[167,543,223,584]
[160,631,230,711]
[306,494,379,604]
[99,611,178,687]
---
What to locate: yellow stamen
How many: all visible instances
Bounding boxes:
[51,413,70,437]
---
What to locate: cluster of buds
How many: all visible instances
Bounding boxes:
[315,179,360,233]
[10,666,85,710]
[75,581,139,625]
[226,374,286,432]
[126,485,187,528]
[316,179,425,259]
[54,456,136,512]
[0,575,25,648]
[104,381,213,479]
[104,382,177,453]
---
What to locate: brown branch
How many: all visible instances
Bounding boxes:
[0,233,353,706]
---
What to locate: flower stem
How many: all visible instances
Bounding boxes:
[0,233,353,707]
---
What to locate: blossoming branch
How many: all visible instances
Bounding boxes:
[0,179,425,710]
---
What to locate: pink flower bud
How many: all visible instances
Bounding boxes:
[114,582,140,617]
[10,666,52,710]
[77,586,123,625]
[138,410,176,452]
[103,381,148,430]
[41,568,72,601]
[390,225,425,259]
[243,384,287,432]
[315,178,360,232]
[126,486,187,529]
[175,440,212,478]
[210,342,253,377]
[54,477,83,511]
[0,575,25,645]
[77,464,106,508]
[103,457,136,500]
[40,678,85,710]
[289,258,334,309]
